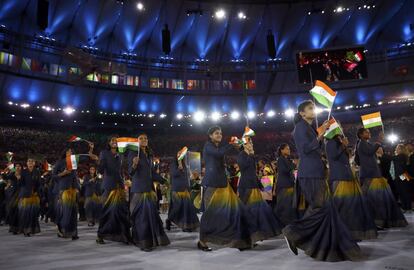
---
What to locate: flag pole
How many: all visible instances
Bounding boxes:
[309,67,318,127]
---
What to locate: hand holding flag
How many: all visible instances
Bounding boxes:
[177,147,188,161]
[317,117,344,139]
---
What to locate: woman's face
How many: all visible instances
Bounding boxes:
[138,134,148,147]
[209,129,222,143]
[281,145,290,156]
[89,167,96,175]
[15,164,22,173]
[27,159,35,170]
[299,103,315,120]
[109,137,117,148]
[395,145,403,155]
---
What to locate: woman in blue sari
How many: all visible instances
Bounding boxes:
[282,100,361,262]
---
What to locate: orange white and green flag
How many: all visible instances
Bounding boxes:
[361,112,383,129]
[310,80,337,108]
[66,154,79,170]
[116,137,140,153]
[68,135,82,142]
[177,146,188,161]
[243,126,255,137]
[317,118,343,139]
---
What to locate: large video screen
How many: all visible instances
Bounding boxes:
[296,47,368,83]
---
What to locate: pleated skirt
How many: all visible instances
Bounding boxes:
[239,187,282,242]
[282,178,361,262]
[362,177,408,228]
[200,184,253,249]
[7,192,19,233]
[97,188,131,243]
[130,191,170,249]
[168,190,200,230]
[332,180,378,240]
[57,188,78,238]
[18,193,40,235]
[273,187,298,227]
[85,193,102,224]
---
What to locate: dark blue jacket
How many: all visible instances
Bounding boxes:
[237,151,259,189]
[202,141,235,188]
[170,161,190,192]
[392,154,408,180]
[357,139,382,179]
[276,156,295,189]
[98,149,124,191]
[325,139,353,181]
[83,174,101,197]
[128,150,166,193]
[293,119,325,179]
[52,159,79,191]
[18,168,41,198]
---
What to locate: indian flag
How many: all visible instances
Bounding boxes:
[177,146,188,161]
[66,155,79,170]
[43,161,53,171]
[6,152,13,162]
[310,80,337,108]
[117,137,140,153]
[319,118,343,139]
[243,126,255,137]
[361,112,383,129]
[7,162,14,171]
[68,135,82,142]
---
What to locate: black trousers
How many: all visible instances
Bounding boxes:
[395,179,413,210]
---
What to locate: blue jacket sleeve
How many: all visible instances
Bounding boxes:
[204,142,234,158]
[237,152,251,170]
[127,150,138,176]
[97,151,106,175]
[360,141,381,156]
[296,123,321,155]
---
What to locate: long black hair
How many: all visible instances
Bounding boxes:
[207,126,221,142]
[293,100,314,124]
[105,135,119,150]
[137,132,153,157]
[356,128,367,140]
[277,143,289,157]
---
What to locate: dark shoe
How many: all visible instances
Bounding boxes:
[140,247,153,252]
[72,235,79,240]
[96,237,105,244]
[88,222,95,227]
[24,233,31,237]
[197,241,212,252]
[166,219,171,231]
[182,229,192,232]
[376,226,384,231]
[284,236,298,255]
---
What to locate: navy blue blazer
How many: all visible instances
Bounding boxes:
[83,174,101,197]
[98,149,124,191]
[276,156,295,189]
[237,151,259,189]
[202,141,235,188]
[52,159,79,191]
[170,161,190,192]
[357,139,382,179]
[18,168,41,198]
[325,139,353,181]
[293,119,325,179]
[392,154,408,180]
[128,150,166,193]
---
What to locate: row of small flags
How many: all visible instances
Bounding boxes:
[310,80,384,137]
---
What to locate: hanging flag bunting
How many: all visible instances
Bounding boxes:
[309,80,337,108]
[116,137,140,153]
[361,112,383,129]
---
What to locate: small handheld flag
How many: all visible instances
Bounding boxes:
[116,137,140,153]
[177,147,188,161]
[68,135,83,142]
[43,161,53,171]
[309,80,337,109]
[243,126,255,137]
[230,136,246,146]
[6,152,13,162]
[317,118,343,139]
[66,154,79,170]
[361,112,383,129]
